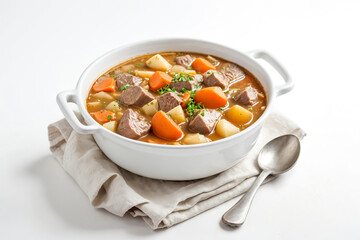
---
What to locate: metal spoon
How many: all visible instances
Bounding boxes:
[222,134,301,227]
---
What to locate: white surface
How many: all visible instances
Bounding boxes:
[1,0,359,239]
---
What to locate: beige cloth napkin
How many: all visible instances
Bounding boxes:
[48,111,305,229]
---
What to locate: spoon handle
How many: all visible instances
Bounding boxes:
[222,170,271,227]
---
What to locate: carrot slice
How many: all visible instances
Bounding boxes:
[149,71,172,91]
[93,110,115,124]
[181,91,191,107]
[191,58,216,73]
[151,111,183,141]
[194,87,228,109]
[93,78,116,92]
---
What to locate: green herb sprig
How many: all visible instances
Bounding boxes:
[157,84,176,95]
[172,73,193,82]
[121,84,130,90]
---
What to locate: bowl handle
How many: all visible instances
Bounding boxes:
[56,90,100,134]
[247,50,293,97]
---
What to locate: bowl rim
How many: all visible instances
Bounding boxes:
[75,37,275,149]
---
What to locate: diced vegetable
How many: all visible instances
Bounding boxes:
[215,119,240,138]
[170,65,186,75]
[225,105,253,125]
[182,133,211,145]
[207,55,220,66]
[192,58,216,73]
[167,105,186,124]
[152,111,183,141]
[93,110,115,124]
[141,99,158,116]
[92,91,114,100]
[105,101,121,112]
[149,71,172,91]
[103,121,117,132]
[87,102,101,108]
[146,54,172,71]
[184,69,197,75]
[135,70,155,78]
[111,92,121,99]
[182,91,191,107]
[116,111,123,121]
[92,77,116,92]
[194,87,228,109]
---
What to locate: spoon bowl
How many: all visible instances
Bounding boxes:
[259,134,301,174]
[222,134,301,227]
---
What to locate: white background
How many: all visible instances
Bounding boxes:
[1,0,360,239]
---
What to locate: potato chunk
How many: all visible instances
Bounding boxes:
[215,119,240,138]
[105,101,121,112]
[146,54,172,71]
[225,105,253,125]
[166,105,186,124]
[141,99,158,116]
[135,70,155,78]
[103,121,117,132]
[92,91,114,100]
[182,133,211,145]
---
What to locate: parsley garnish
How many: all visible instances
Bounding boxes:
[224,90,230,94]
[195,84,202,89]
[121,84,130,90]
[200,111,205,117]
[107,115,112,121]
[135,62,145,67]
[172,73,193,82]
[248,107,253,111]
[157,84,176,95]
[127,70,134,75]
[187,66,193,70]
[218,107,225,111]
[185,90,204,118]
[110,74,117,78]
[182,88,188,93]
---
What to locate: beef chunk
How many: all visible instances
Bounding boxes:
[119,86,154,108]
[233,86,258,106]
[116,73,142,89]
[170,73,204,91]
[170,80,196,91]
[221,63,245,82]
[203,70,228,89]
[175,54,194,67]
[188,109,221,135]
[157,92,182,112]
[117,109,150,139]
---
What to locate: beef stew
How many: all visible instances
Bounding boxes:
[86,52,267,145]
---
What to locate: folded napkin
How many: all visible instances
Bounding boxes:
[48,111,305,229]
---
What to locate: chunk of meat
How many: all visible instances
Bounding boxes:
[170,80,196,92]
[188,109,221,135]
[175,54,194,67]
[203,70,227,89]
[117,109,151,139]
[221,63,245,82]
[157,92,182,112]
[116,73,142,89]
[233,86,258,106]
[119,86,154,108]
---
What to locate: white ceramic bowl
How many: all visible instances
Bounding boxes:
[57,38,293,180]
